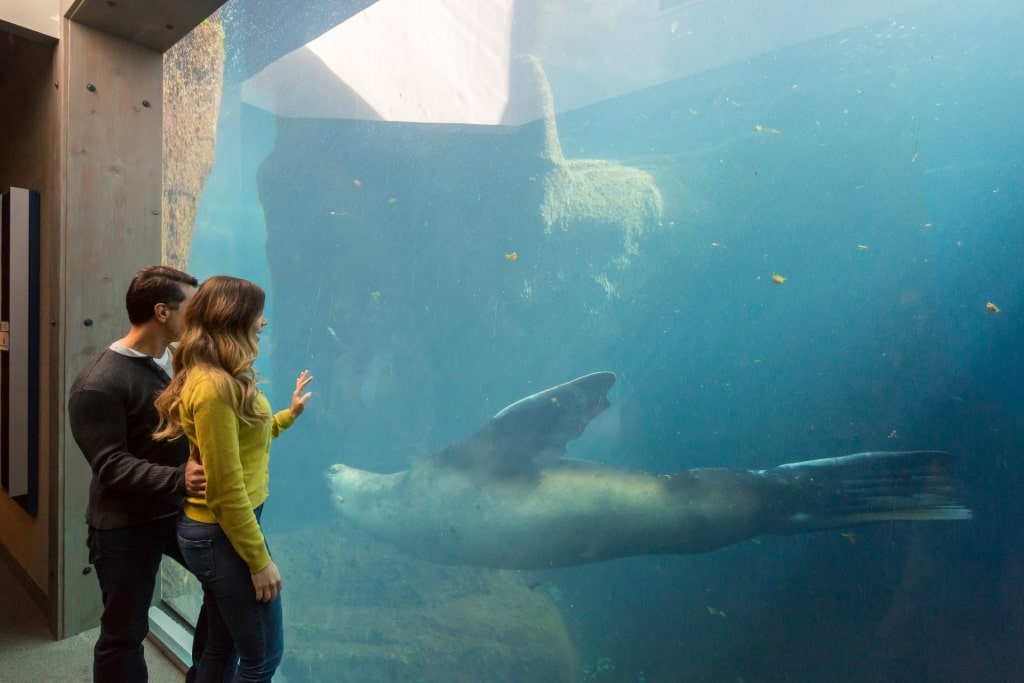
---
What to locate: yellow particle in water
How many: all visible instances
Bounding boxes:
[986,302,1000,313]
[505,251,518,262]
[670,20,679,34]
[771,273,786,284]
[754,124,763,132]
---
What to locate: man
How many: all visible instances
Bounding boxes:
[69,265,211,682]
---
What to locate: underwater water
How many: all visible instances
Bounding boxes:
[180,1,1023,681]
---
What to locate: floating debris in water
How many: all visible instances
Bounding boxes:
[985,302,1000,313]
[771,273,786,284]
[505,251,518,262]
[582,656,615,680]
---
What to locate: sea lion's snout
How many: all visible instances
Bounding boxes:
[325,467,345,507]
[325,464,358,507]
[325,463,349,484]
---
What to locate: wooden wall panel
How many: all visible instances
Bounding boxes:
[59,19,163,638]
[0,28,57,614]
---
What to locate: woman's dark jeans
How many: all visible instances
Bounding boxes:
[177,508,282,683]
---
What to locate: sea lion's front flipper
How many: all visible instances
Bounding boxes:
[432,372,616,475]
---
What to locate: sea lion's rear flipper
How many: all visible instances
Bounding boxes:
[432,372,616,475]
[766,451,972,533]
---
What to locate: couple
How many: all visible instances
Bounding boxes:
[69,267,312,683]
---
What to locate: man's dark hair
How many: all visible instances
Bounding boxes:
[125,265,200,325]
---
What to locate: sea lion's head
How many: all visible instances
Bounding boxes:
[325,463,359,508]
[324,463,399,516]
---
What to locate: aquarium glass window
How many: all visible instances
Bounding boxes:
[158,1,1020,681]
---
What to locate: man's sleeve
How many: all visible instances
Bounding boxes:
[68,387,185,494]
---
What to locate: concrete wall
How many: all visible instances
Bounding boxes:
[1,0,220,638]
[0,12,162,637]
[0,0,59,38]
[57,17,165,638]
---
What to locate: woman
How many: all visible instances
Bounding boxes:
[154,276,313,683]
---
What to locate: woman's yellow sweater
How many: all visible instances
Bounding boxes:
[179,367,294,573]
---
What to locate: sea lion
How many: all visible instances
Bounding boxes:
[325,372,970,569]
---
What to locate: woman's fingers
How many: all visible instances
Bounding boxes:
[252,561,283,602]
[295,370,313,393]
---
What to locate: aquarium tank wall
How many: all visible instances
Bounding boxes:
[158,1,1023,681]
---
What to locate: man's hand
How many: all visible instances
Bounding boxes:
[184,447,206,498]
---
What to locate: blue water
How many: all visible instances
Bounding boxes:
[187,1,1023,680]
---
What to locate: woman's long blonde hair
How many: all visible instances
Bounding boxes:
[154,276,268,441]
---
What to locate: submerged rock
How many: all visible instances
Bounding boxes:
[271,524,579,682]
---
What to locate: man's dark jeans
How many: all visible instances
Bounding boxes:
[88,516,210,683]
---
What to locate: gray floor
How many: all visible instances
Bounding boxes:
[0,557,184,683]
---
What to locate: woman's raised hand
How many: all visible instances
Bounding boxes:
[290,370,314,417]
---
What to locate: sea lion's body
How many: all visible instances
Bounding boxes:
[328,457,771,569]
[326,373,970,569]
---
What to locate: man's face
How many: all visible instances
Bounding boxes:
[165,285,197,343]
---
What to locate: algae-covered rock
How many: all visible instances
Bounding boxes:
[162,13,225,269]
[529,55,663,260]
[270,524,579,682]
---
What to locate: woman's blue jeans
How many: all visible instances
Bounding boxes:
[177,508,283,683]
